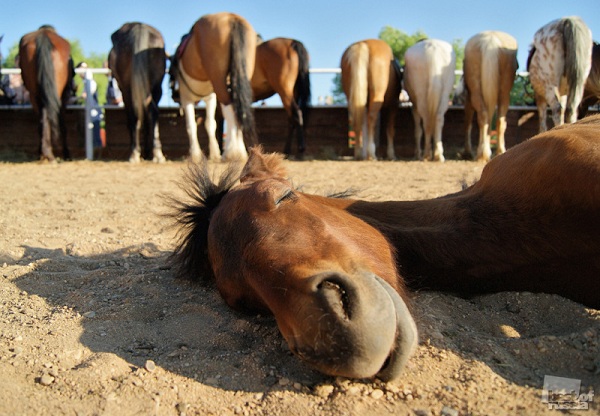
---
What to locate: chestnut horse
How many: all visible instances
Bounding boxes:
[527,16,592,132]
[462,31,518,162]
[252,37,311,158]
[403,39,456,161]
[168,12,257,161]
[19,25,73,161]
[341,39,402,160]
[169,115,600,381]
[578,41,600,119]
[109,22,167,163]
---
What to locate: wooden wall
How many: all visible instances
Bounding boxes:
[0,105,586,161]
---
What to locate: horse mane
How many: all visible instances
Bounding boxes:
[167,158,241,283]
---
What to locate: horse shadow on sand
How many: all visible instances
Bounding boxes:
[10,244,600,393]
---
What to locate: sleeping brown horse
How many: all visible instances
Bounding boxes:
[170,115,600,381]
[252,37,311,158]
[19,25,73,161]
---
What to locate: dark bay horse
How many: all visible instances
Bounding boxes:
[169,115,600,381]
[19,25,73,161]
[341,39,402,160]
[578,41,600,119]
[461,31,518,161]
[109,22,167,163]
[252,37,311,158]
[169,12,257,161]
[527,16,592,132]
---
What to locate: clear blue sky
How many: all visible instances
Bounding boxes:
[2,0,598,105]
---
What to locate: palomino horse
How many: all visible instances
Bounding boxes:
[109,22,167,163]
[341,39,402,160]
[461,31,518,162]
[403,39,456,161]
[252,37,311,158]
[169,12,257,161]
[578,41,600,119]
[169,115,600,380]
[19,25,73,161]
[527,16,592,132]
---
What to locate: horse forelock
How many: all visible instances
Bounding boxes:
[168,159,241,283]
[240,146,288,184]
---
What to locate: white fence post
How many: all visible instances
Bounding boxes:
[84,68,93,160]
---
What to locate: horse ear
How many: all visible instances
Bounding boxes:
[240,146,288,183]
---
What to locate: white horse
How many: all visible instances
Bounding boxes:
[462,31,518,162]
[527,16,592,132]
[403,39,456,161]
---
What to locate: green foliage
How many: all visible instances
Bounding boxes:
[509,74,535,106]
[378,26,428,65]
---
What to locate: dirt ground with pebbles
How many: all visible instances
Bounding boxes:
[0,156,598,416]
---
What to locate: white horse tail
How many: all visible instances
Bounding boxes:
[561,17,592,99]
[479,33,500,118]
[345,42,369,135]
[131,25,151,124]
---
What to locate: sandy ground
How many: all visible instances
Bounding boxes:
[0,156,598,416]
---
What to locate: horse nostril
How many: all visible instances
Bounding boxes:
[317,277,352,320]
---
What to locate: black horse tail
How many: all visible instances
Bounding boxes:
[292,40,311,117]
[131,25,152,126]
[35,32,61,141]
[229,18,257,145]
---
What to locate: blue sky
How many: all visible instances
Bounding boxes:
[2,1,598,105]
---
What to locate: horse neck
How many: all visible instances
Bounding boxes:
[343,192,500,289]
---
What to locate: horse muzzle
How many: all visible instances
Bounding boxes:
[282,271,418,381]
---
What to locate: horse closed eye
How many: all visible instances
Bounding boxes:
[275,189,297,206]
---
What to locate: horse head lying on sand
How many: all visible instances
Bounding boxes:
[169,115,600,381]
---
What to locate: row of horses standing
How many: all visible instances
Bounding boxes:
[16,13,598,163]
[346,15,597,162]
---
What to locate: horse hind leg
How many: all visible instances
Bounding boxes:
[221,103,248,161]
[129,118,142,163]
[203,93,221,161]
[412,109,423,160]
[475,108,491,162]
[365,102,382,160]
[432,112,445,162]
[462,97,475,160]
[39,108,56,162]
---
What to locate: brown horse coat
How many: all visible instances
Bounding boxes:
[252,37,311,157]
[19,25,73,161]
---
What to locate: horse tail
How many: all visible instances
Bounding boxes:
[35,32,61,140]
[131,25,152,124]
[291,40,311,114]
[229,18,257,144]
[561,17,592,107]
[479,34,500,119]
[345,42,369,136]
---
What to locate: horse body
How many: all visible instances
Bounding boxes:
[171,116,600,381]
[578,41,600,118]
[170,12,257,162]
[341,39,402,160]
[404,39,456,161]
[19,26,73,161]
[252,37,311,158]
[527,16,592,132]
[462,31,518,162]
[109,22,166,163]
